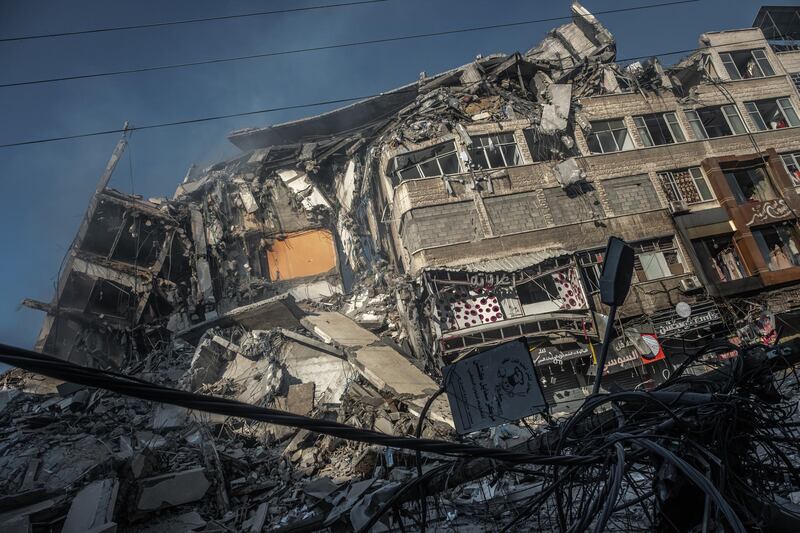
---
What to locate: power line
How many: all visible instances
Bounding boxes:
[0,341,597,466]
[0,0,392,43]
[0,94,383,148]
[0,34,780,150]
[0,0,701,89]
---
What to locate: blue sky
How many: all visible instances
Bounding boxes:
[0,0,791,355]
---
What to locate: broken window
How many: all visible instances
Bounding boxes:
[753,222,800,271]
[780,152,800,186]
[723,164,776,204]
[685,106,747,139]
[744,98,800,130]
[658,167,714,205]
[719,49,775,80]
[578,237,684,290]
[468,133,522,169]
[633,112,686,146]
[586,119,633,154]
[393,141,461,182]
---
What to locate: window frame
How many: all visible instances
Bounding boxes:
[723,163,777,204]
[633,112,686,147]
[719,49,775,80]
[781,152,800,186]
[578,237,685,292]
[468,133,522,170]
[745,97,800,131]
[586,119,633,154]
[658,167,715,205]
[394,141,462,182]
[685,106,747,139]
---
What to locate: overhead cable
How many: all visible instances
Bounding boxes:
[0,0,700,89]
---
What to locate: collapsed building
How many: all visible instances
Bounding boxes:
[6,2,800,530]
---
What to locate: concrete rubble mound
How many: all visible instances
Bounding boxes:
[7,1,800,530]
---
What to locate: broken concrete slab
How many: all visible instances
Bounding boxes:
[136,467,210,512]
[280,339,353,404]
[182,335,240,390]
[301,311,380,349]
[539,83,572,133]
[178,293,303,344]
[302,312,453,427]
[553,157,584,187]
[61,478,119,533]
[242,502,268,533]
[220,350,283,405]
[284,383,315,416]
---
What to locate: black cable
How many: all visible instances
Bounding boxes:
[0,93,386,148]
[0,1,392,43]
[414,387,446,533]
[0,341,597,466]
[0,0,701,89]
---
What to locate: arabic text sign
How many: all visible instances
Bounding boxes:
[443,339,548,435]
[654,309,721,337]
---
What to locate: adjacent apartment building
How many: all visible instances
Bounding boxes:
[26,3,800,412]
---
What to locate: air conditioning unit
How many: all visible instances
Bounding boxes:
[669,200,689,214]
[680,275,702,293]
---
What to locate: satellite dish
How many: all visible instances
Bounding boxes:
[641,335,661,360]
[676,302,692,318]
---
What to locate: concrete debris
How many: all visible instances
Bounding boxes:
[9,1,800,530]
[61,478,118,533]
[136,467,211,512]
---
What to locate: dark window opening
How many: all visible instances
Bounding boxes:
[393,141,461,183]
[692,235,747,283]
[523,129,577,162]
[753,222,800,271]
[723,164,776,204]
[633,113,686,146]
[685,106,747,139]
[781,152,800,186]
[745,98,800,130]
[87,280,134,320]
[468,133,521,169]
[719,49,775,80]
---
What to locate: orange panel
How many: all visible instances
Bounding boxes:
[266,230,337,281]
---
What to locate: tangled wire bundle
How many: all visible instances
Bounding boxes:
[375,340,800,532]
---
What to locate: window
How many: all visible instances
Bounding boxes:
[723,164,776,204]
[586,119,633,154]
[719,49,775,80]
[685,106,747,139]
[633,112,686,146]
[781,152,800,186]
[632,238,685,282]
[468,133,522,169]
[516,275,561,315]
[692,235,747,283]
[753,222,800,271]
[393,141,461,182]
[578,237,684,290]
[744,98,800,130]
[658,167,714,204]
